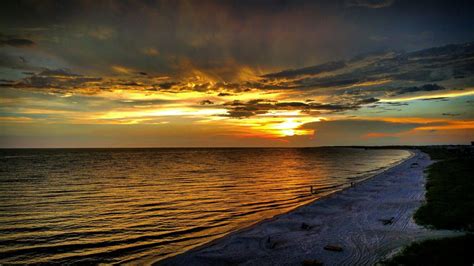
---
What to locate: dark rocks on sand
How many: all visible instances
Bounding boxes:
[266,236,279,249]
[379,217,395,225]
[323,245,343,252]
[301,222,311,230]
[302,259,324,266]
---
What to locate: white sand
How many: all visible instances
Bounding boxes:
[160,150,459,265]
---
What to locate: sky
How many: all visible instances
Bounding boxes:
[0,0,473,147]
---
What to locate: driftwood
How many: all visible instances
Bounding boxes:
[323,245,343,252]
[302,259,324,266]
[378,217,395,225]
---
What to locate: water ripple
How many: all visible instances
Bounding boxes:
[0,147,410,264]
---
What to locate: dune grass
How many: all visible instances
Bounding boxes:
[382,146,474,265]
[382,234,474,266]
[414,156,474,231]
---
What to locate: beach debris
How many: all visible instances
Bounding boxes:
[378,217,395,225]
[302,259,323,266]
[301,222,312,230]
[266,236,278,249]
[323,245,343,252]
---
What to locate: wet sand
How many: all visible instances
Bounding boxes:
[160,150,459,265]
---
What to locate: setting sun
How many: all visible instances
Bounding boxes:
[275,119,300,136]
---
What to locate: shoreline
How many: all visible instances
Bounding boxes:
[154,150,413,264]
[158,150,459,265]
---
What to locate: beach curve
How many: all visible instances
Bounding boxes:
[158,150,459,265]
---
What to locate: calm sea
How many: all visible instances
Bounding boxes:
[0,148,410,264]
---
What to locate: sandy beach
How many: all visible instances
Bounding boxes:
[160,150,460,265]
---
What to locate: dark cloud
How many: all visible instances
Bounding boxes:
[118,81,141,86]
[262,61,346,79]
[38,69,81,77]
[442,113,460,116]
[345,0,395,8]
[157,82,179,90]
[0,53,29,69]
[355,97,379,104]
[390,70,441,82]
[222,98,379,118]
[225,110,255,118]
[393,84,446,95]
[275,102,310,108]
[10,69,101,90]
[0,38,35,47]
[418,97,448,101]
[222,99,273,118]
[200,100,214,105]
[2,0,474,79]
[378,101,409,106]
[409,42,474,59]
[260,42,474,92]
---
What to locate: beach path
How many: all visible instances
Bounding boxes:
[160,150,458,265]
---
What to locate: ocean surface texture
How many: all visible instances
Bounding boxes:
[0,148,410,264]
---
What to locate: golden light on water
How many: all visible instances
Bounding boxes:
[0,148,412,264]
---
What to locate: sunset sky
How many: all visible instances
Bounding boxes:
[1,0,473,147]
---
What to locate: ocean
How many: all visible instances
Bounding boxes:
[0,148,410,264]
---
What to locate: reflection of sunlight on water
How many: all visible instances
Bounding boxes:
[0,148,410,264]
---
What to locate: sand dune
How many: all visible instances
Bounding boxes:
[161,150,459,265]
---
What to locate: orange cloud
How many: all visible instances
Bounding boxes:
[364,132,399,138]
[414,120,474,131]
[362,117,451,124]
[363,119,474,139]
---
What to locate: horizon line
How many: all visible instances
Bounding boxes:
[1,144,471,149]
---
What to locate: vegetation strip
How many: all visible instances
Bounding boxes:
[382,146,473,265]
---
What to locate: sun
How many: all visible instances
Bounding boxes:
[275,119,300,137]
[281,129,296,136]
[236,116,319,138]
